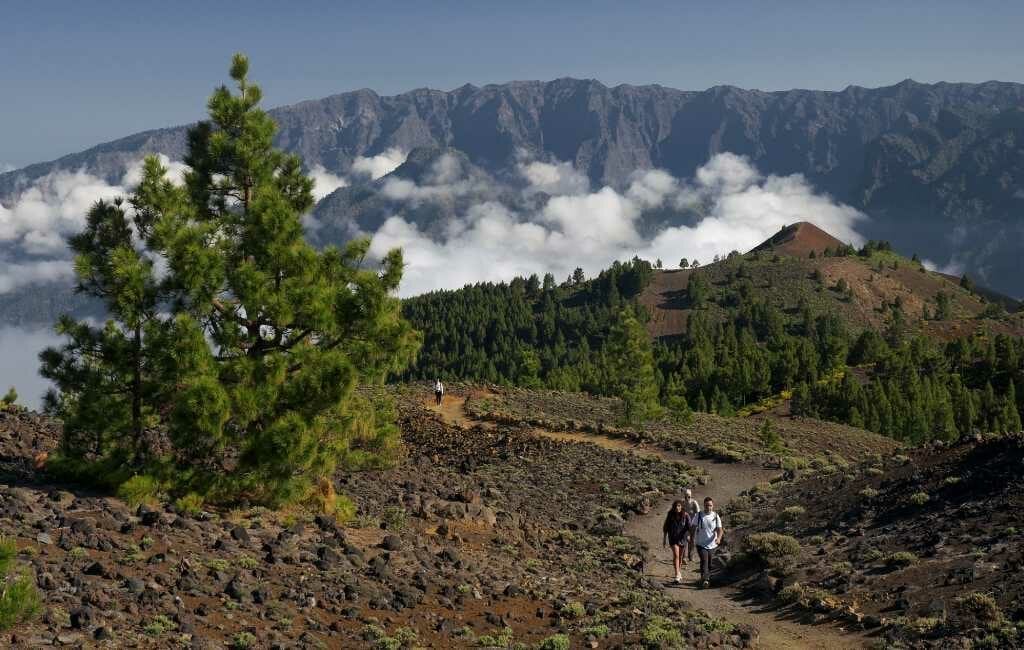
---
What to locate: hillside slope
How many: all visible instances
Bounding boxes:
[0,395,748,648]
[731,432,1024,647]
[465,386,900,465]
[639,223,1024,340]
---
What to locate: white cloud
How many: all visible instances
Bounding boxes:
[351,147,407,180]
[923,257,965,277]
[309,165,349,201]
[0,169,126,254]
[0,259,75,294]
[518,159,590,196]
[0,155,190,294]
[370,152,869,297]
[1,163,15,173]
[627,169,679,208]
[120,154,189,188]
[379,153,492,204]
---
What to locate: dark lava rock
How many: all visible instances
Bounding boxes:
[83,561,110,578]
[137,505,160,526]
[230,525,250,543]
[69,606,93,629]
[225,575,249,602]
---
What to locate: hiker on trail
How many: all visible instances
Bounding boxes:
[433,378,445,406]
[662,500,692,584]
[684,488,700,562]
[693,496,723,588]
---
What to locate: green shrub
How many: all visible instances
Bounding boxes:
[908,491,929,506]
[777,506,805,523]
[942,476,962,487]
[537,634,570,650]
[237,555,259,570]
[382,506,407,531]
[778,582,803,604]
[781,456,809,471]
[561,601,585,619]
[476,626,513,647]
[0,571,42,632]
[206,558,230,572]
[730,511,753,527]
[831,561,853,575]
[393,627,418,645]
[117,475,163,509]
[0,387,17,407]
[886,551,918,568]
[859,487,879,499]
[143,614,177,636]
[174,492,204,516]
[862,548,884,563]
[951,592,1003,627]
[332,493,357,524]
[0,538,42,632]
[642,616,684,647]
[232,632,258,649]
[744,533,800,568]
[865,467,885,477]
[583,625,610,639]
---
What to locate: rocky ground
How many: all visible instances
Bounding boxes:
[466,386,899,466]
[0,391,757,648]
[727,432,1024,648]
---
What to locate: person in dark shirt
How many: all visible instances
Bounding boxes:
[662,499,692,584]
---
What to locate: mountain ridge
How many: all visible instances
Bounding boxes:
[3,76,1024,297]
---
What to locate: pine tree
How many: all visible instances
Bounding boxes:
[40,198,165,470]
[687,271,711,308]
[759,418,783,453]
[1005,381,1022,432]
[42,55,419,505]
[606,309,661,425]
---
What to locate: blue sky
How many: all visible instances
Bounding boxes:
[2,0,1023,167]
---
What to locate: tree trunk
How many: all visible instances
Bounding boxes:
[133,323,143,462]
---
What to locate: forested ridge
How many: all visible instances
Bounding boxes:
[402,246,1024,444]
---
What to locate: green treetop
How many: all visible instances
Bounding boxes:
[42,54,420,506]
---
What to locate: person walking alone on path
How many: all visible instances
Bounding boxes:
[693,496,723,588]
[662,500,692,584]
[684,488,700,562]
[433,378,445,406]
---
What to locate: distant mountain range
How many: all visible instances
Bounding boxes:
[2,76,1024,320]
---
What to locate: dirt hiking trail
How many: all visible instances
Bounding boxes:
[427,393,870,649]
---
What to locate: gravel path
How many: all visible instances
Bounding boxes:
[429,392,871,649]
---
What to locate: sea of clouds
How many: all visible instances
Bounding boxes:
[1,149,873,407]
[360,151,869,296]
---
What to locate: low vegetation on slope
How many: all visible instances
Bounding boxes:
[728,432,1024,648]
[465,386,899,466]
[0,389,759,647]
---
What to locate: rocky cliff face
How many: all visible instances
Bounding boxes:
[2,77,1023,297]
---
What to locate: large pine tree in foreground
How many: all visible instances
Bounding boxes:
[41,54,419,506]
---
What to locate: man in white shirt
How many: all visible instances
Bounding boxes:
[684,488,700,562]
[693,496,723,588]
[434,379,444,406]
